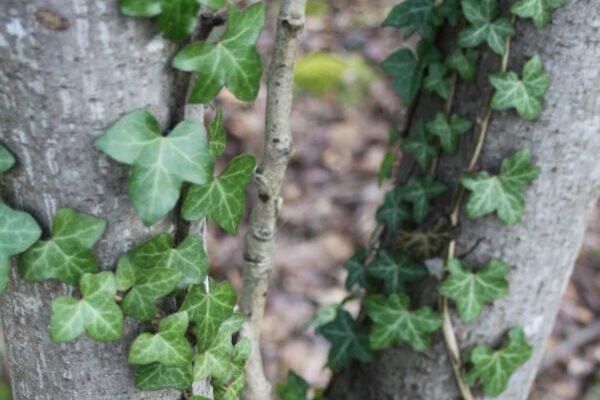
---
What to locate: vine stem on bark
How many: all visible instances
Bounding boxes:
[239,1,307,399]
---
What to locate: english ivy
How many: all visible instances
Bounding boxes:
[511,0,570,28]
[375,188,412,233]
[135,362,193,391]
[458,0,515,55]
[423,63,452,100]
[396,175,446,223]
[426,111,473,154]
[344,249,370,291]
[0,144,15,173]
[366,250,426,295]
[401,120,438,170]
[209,105,227,157]
[382,0,443,41]
[445,48,479,81]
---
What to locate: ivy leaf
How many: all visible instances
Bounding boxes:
[381,49,422,104]
[445,48,479,81]
[305,304,339,334]
[218,311,244,334]
[382,0,443,41]
[458,0,515,55]
[398,219,458,260]
[115,255,137,291]
[120,267,182,321]
[50,271,123,342]
[214,372,245,400]
[173,3,265,103]
[209,105,227,157]
[344,249,370,291]
[364,293,442,351]
[439,258,509,322]
[193,331,232,381]
[119,0,162,18]
[461,149,540,224]
[135,362,192,391]
[367,250,427,295]
[423,63,452,100]
[437,0,463,26]
[0,200,41,294]
[511,0,569,28]
[401,120,438,170]
[128,311,193,367]
[277,371,309,400]
[375,188,412,233]
[489,55,550,119]
[464,327,533,396]
[426,111,473,154]
[182,154,255,235]
[130,232,208,288]
[0,144,15,174]
[19,209,106,285]
[96,109,214,226]
[180,278,236,350]
[319,308,374,371]
[397,175,446,223]
[378,150,395,186]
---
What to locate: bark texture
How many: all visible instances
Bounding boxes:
[328,1,600,399]
[0,1,183,399]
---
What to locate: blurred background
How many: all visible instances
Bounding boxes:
[1,0,598,399]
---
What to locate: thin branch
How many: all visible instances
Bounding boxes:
[239,1,307,399]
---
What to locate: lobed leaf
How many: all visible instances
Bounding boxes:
[208,105,227,157]
[458,0,515,55]
[401,120,438,170]
[344,249,370,291]
[0,144,15,174]
[367,250,427,295]
[511,0,570,28]
[423,63,452,100]
[396,175,446,223]
[426,111,473,154]
[445,48,479,81]
[382,0,443,41]
[375,188,412,233]
[135,362,192,391]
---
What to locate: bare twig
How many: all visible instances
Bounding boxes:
[239,1,307,399]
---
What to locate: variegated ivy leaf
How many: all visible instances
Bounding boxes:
[19,209,106,285]
[401,120,438,170]
[96,110,214,226]
[438,258,509,322]
[173,3,265,103]
[0,144,15,173]
[461,149,540,224]
[464,327,533,396]
[209,105,227,157]
[489,55,550,120]
[511,0,570,28]
[396,175,446,223]
[376,188,412,233]
[130,232,208,288]
[344,249,370,291]
[277,370,310,400]
[50,271,123,342]
[382,0,443,41]
[128,311,193,367]
[367,250,426,295]
[423,63,452,100]
[180,278,236,350]
[0,200,41,294]
[135,362,192,391]
[319,308,374,371]
[425,111,473,154]
[182,154,255,235]
[458,0,516,56]
[364,293,442,351]
[445,48,479,82]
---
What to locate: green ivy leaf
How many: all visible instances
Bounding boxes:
[381,49,422,104]
[364,293,442,351]
[425,111,473,154]
[180,278,236,350]
[277,370,309,400]
[0,200,41,294]
[378,150,395,187]
[397,175,446,223]
[305,303,339,334]
[218,311,244,334]
[458,0,515,55]
[214,372,245,400]
[319,308,374,371]
[115,255,137,291]
[129,311,193,366]
[375,188,412,233]
[19,209,106,285]
[130,232,209,288]
[120,267,182,321]
[511,0,569,28]
[489,55,550,119]
[382,0,443,41]
[0,144,15,174]
[437,0,463,26]
[119,0,162,18]
[209,105,227,157]
[135,362,192,391]
[461,148,540,224]
[50,271,123,342]
[401,120,438,170]
[464,327,533,396]
[96,109,214,226]
[423,63,452,100]
[344,249,370,291]
[194,331,233,381]
[366,250,426,295]
[439,258,509,322]
[398,219,457,260]
[173,3,265,103]
[445,48,479,81]
[182,154,255,235]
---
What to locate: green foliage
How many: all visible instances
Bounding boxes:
[439,258,509,322]
[0,200,41,294]
[0,144,15,174]
[173,3,265,103]
[96,109,214,226]
[135,363,193,391]
[182,154,255,234]
[489,55,550,119]
[396,175,446,223]
[277,370,309,400]
[383,0,443,41]
[511,0,569,28]
[366,250,426,295]
[398,219,457,260]
[218,311,244,334]
[305,303,339,334]
[194,331,233,381]
[364,293,442,351]
[426,111,473,154]
[461,148,540,224]
[445,48,479,81]
[50,272,123,342]
[376,188,412,233]
[464,327,533,396]
[209,105,227,157]
[214,372,245,400]
[423,63,452,100]
[378,150,396,186]
[344,249,370,291]
[19,209,106,285]
[401,120,438,170]
[458,0,515,55]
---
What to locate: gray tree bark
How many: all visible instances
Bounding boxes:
[328,1,600,399]
[0,1,184,399]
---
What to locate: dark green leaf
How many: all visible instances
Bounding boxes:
[458,0,515,55]
[375,188,412,233]
[437,0,463,26]
[344,249,370,290]
[445,48,479,81]
[423,63,452,100]
[398,219,457,260]
[396,175,446,223]
[381,49,423,104]
[367,250,426,295]
[305,303,339,334]
[383,0,443,41]
[425,111,473,154]
[135,362,192,391]
[401,120,438,170]
[277,371,309,400]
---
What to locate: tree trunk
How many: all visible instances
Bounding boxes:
[0,1,184,399]
[328,1,600,399]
